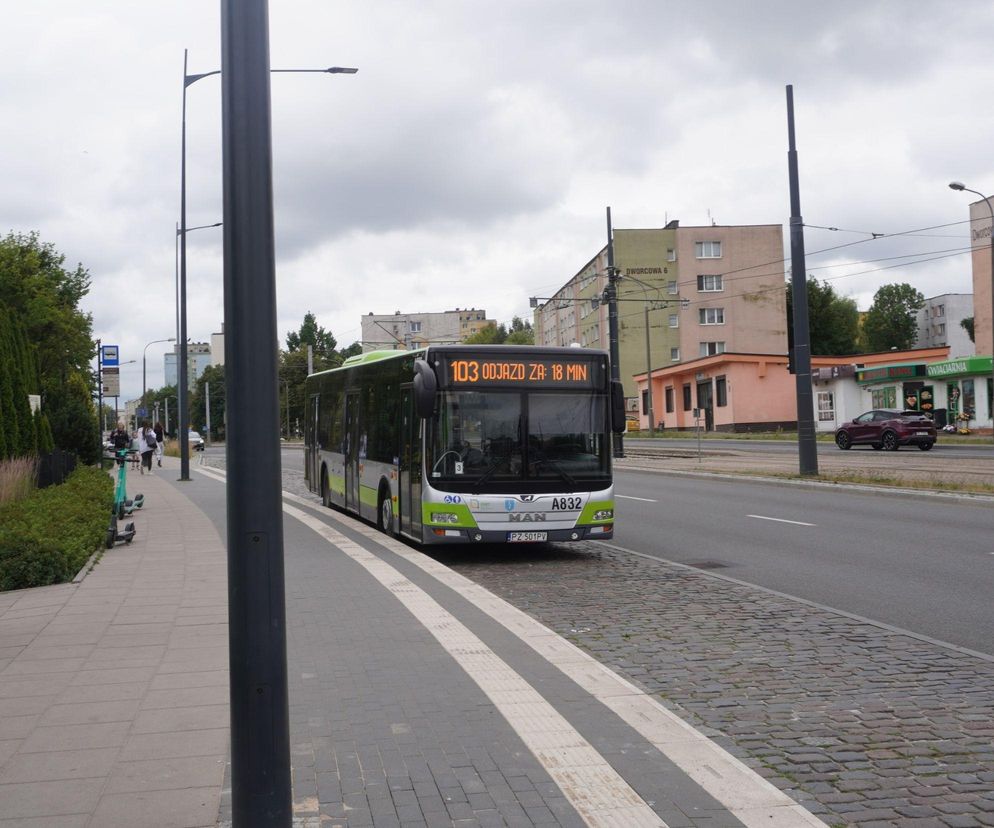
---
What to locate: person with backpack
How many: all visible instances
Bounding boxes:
[153,421,165,467]
[139,421,156,475]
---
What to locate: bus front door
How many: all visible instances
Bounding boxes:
[344,391,360,512]
[400,386,422,537]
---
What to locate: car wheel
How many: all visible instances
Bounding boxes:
[835,431,851,450]
[378,486,394,536]
[871,443,883,450]
[918,441,934,451]
[882,430,899,451]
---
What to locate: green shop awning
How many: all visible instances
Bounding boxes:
[926,356,993,379]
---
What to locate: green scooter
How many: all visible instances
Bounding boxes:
[106,448,143,548]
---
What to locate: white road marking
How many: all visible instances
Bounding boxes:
[617,494,657,502]
[746,514,816,527]
[195,465,826,826]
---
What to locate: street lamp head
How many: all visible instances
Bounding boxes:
[325,66,358,74]
[949,181,966,191]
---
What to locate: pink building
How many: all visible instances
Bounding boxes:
[632,347,950,432]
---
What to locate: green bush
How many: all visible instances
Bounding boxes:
[0,466,112,591]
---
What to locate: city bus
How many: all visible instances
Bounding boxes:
[303,345,625,545]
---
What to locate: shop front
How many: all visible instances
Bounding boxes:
[926,356,994,433]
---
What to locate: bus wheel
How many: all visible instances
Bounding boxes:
[321,469,331,508]
[378,486,394,536]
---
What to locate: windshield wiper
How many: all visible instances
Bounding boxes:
[470,454,510,489]
[531,454,576,489]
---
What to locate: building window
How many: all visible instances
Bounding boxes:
[665,386,674,413]
[699,341,725,356]
[871,387,897,409]
[667,248,676,262]
[817,391,835,422]
[695,241,722,258]
[936,323,946,335]
[668,313,679,328]
[696,274,723,292]
[682,384,692,411]
[410,321,422,333]
[667,280,678,295]
[670,347,680,361]
[716,376,727,407]
[698,307,725,325]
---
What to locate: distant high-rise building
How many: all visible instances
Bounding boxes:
[164,341,212,390]
[913,293,974,357]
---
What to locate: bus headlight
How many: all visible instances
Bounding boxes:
[592,509,614,521]
[430,512,460,524]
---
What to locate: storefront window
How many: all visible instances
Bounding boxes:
[870,387,896,409]
[963,379,976,419]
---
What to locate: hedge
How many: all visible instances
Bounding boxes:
[0,465,113,591]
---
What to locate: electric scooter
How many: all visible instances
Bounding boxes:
[106,448,144,548]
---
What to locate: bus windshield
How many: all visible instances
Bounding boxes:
[428,390,609,489]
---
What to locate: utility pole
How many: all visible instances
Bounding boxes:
[96,339,103,444]
[605,207,624,457]
[220,1,292,823]
[786,85,819,476]
[205,381,211,446]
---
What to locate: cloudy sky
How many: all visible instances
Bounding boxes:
[2,1,992,402]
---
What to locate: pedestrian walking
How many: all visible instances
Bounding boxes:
[109,421,131,466]
[139,421,156,475]
[154,421,165,467]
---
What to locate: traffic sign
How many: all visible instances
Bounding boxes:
[137,407,147,418]
[101,345,120,367]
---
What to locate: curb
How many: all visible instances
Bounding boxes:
[71,547,102,584]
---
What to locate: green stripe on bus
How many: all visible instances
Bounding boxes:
[422,503,478,528]
[359,484,378,508]
[328,474,345,495]
[578,500,614,524]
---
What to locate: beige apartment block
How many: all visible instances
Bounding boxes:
[533,221,787,402]
[361,308,489,351]
[966,199,993,360]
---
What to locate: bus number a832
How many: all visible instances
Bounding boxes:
[552,496,582,511]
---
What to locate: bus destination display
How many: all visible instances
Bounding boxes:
[442,356,603,389]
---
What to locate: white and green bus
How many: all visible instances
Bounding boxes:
[303,345,625,545]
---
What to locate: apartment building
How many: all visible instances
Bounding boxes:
[360,308,490,351]
[164,342,213,390]
[913,293,974,357]
[533,221,788,400]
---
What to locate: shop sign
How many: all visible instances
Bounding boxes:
[857,364,926,383]
[927,356,994,378]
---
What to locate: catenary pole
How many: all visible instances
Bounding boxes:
[786,85,819,476]
[605,206,624,457]
[221,1,292,824]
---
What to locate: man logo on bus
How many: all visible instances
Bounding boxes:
[504,499,516,512]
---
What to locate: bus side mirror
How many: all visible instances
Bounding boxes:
[611,380,626,434]
[413,359,437,419]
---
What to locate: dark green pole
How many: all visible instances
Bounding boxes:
[786,85,819,476]
[606,206,624,458]
[220,1,292,824]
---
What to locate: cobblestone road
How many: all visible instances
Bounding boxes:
[228,456,994,827]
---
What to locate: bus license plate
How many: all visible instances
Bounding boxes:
[508,531,547,543]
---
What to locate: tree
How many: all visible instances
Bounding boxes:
[0,232,97,461]
[785,278,860,355]
[463,317,534,346]
[861,283,925,352]
[339,341,362,360]
[286,311,337,358]
[961,316,975,343]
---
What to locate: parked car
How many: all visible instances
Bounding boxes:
[188,430,205,451]
[835,410,937,451]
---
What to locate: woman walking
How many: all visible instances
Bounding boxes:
[139,422,156,475]
[153,421,165,467]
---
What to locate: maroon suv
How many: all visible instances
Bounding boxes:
[835,409,937,451]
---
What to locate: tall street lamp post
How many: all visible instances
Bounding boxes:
[949,181,994,440]
[179,50,356,481]
[143,338,175,423]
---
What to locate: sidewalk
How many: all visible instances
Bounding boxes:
[0,457,228,827]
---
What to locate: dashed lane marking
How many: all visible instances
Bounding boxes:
[746,514,816,527]
[617,494,658,502]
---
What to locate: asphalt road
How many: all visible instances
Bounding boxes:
[625,436,994,460]
[612,468,994,655]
